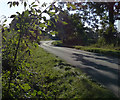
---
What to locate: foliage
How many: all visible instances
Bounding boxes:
[47,10,74,42]
[48,10,97,45]
[52,40,63,46]
[2,0,59,98]
[58,1,120,45]
[88,2,120,43]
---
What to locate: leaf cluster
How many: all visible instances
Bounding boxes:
[2,0,60,98]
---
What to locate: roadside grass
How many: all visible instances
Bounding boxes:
[74,46,120,58]
[3,46,118,99]
[52,41,120,58]
[52,40,63,46]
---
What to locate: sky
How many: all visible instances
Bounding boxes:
[0,0,120,32]
[0,0,54,26]
[0,0,24,25]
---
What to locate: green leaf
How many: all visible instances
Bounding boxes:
[17,30,20,32]
[13,2,16,7]
[67,3,76,10]
[49,12,55,15]
[3,36,7,41]
[39,23,46,28]
[50,31,58,35]
[33,43,38,47]
[31,2,35,5]
[12,1,19,6]
[31,90,37,96]
[10,83,14,86]
[10,15,16,18]
[71,4,76,10]
[62,21,68,25]
[3,19,7,23]
[24,2,27,8]
[3,24,6,27]
[38,91,42,95]
[42,17,46,21]
[36,9,41,13]
[24,10,29,17]
[29,30,34,34]
[16,2,19,6]
[7,2,12,4]
[32,5,38,7]
[32,9,35,14]
[55,18,58,22]
[10,3,12,8]
[48,21,51,26]
[42,2,47,7]
[40,31,42,34]
[21,83,31,91]
[37,36,40,40]
[7,2,12,8]
[67,3,71,8]
[16,12,20,15]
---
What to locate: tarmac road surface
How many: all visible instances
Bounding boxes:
[40,40,120,97]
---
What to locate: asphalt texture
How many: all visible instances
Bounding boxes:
[40,40,120,97]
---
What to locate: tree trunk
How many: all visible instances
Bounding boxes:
[109,3,115,26]
[106,2,115,43]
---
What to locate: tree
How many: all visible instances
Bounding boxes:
[58,1,120,45]
[48,9,96,45]
[88,2,120,43]
[47,10,74,43]
[2,0,59,98]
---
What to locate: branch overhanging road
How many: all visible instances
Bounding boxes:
[40,40,120,97]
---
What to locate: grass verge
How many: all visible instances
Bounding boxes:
[3,46,118,99]
[52,40,63,46]
[74,46,120,58]
[52,41,120,58]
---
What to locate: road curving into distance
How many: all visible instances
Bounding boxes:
[40,40,120,97]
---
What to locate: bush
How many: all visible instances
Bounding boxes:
[52,41,63,46]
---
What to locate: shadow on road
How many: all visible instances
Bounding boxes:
[73,53,118,75]
[72,53,120,97]
[82,52,120,65]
